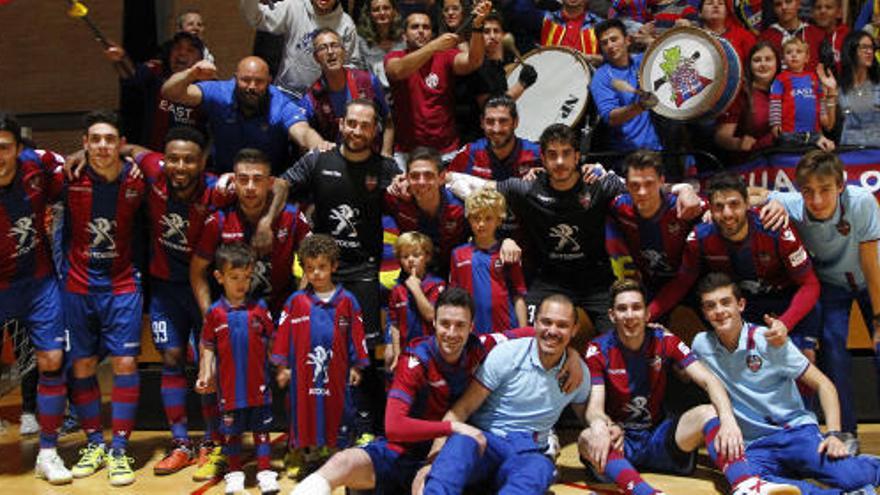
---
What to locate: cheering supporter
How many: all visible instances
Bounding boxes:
[505,0,604,64]
[385,2,490,167]
[161,56,332,174]
[837,30,880,145]
[714,41,780,160]
[811,0,849,70]
[700,0,756,65]
[301,28,394,156]
[102,32,207,151]
[239,0,360,98]
[356,0,406,90]
[438,0,472,50]
[758,0,825,71]
[176,7,215,63]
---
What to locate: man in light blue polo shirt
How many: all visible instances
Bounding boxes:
[757,150,880,453]
[422,293,590,495]
[160,55,332,173]
[692,272,880,495]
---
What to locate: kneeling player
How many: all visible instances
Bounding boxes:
[578,279,799,495]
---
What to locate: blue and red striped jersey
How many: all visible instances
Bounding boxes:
[449,242,527,334]
[385,188,468,275]
[0,151,63,289]
[769,70,824,133]
[195,204,310,312]
[271,286,369,448]
[61,161,146,294]
[388,273,446,344]
[201,297,275,412]
[606,192,703,292]
[385,327,536,454]
[140,152,234,283]
[448,137,541,181]
[585,328,696,429]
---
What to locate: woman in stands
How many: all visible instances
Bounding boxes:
[837,30,880,146]
[357,0,405,90]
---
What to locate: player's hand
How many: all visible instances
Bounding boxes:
[715,416,745,460]
[125,157,144,179]
[64,150,88,180]
[521,166,544,182]
[674,184,703,221]
[387,173,411,199]
[104,44,126,62]
[579,422,612,472]
[558,347,584,393]
[252,216,274,256]
[349,367,363,386]
[276,368,291,389]
[195,374,215,393]
[646,321,671,333]
[388,349,400,372]
[608,423,624,452]
[763,315,789,347]
[759,199,789,231]
[217,172,235,193]
[740,135,756,152]
[817,135,836,151]
[189,60,217,81]
[499,238,522,264]
[313,140,336,153]
[450,421,487,455]
[818,434,849,458]
[432,33,461,51]
[581,163,606,184]
[472,0,492,25]
[518,64,538,88]
[817,63,838,92]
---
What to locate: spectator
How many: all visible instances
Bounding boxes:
[506,0,604,64]
[438,0,471,50]
[715,41,780,160]
[758,0,825,71]
[161,56,332,174]
[239,0,361,97]
[177,7,215,63]
[810,0,848,70]
[302,28,394,156]
[700,0,756,65]
[356,0,406,90]
[385,4,491,167]
[591,18,662,155]
[837,30,880,146]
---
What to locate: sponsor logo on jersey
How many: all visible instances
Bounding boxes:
[9,215,38,258]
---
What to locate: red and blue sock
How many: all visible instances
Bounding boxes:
[200,392,221,445]
[70,375,104,446]
[703,417,752,488]
[604,450,662,495]
[223,434,242,471]
[37,371,66,449]
[110,372,140,454]
[160,366,189,443]
[254,431,271,470]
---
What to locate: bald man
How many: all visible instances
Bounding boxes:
[162,56,332,173]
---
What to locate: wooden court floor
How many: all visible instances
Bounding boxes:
[1,387,879,495]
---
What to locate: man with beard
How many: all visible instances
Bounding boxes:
[385,4,491,167]
[272,99,399,442]
[301,28,394,156]
[103,32,208,150]
[161,56,331,174]
[649,173,821,360]
[240,0,360,98]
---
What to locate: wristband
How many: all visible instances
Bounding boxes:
[823,430,846,441]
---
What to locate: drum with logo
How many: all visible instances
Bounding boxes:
[506,47,591,142]
[639,26,742,121]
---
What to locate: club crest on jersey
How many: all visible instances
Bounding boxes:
[493,258,504,271]
[578,191,592,208]
[124,187,140,201]
[425,72,439,89]
[364,174,378,192]
[667,222,680,235]
[337,316,350,330]
[746,352,763,372]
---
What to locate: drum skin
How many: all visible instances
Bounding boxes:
[639,26,742,121]
[506,46,592,142]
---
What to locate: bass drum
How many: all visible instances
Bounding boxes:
[506,47,591,142]
[639,26,742,121]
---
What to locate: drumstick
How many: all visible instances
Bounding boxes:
[65,0,112,48]
[501,33,527,67]
[455,13,474,36]
[611,78,639,94]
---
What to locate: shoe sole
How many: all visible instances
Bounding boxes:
[109,477,135,487]
[71,467,103,479]
[154,460,194,475]
[35,471,73,485]
[767,487,802,495]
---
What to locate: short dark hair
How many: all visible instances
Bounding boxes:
[706,171,747,203]
[83,110,121,135]
[313,27,342,47]
[346,97,380,125]
[482,94,518,120]
[164,125,207,150]
[435,286,475,321]
[483,11,504,30]
[696,272,742,301]
[623,149,663,178]
[609,278,646,306]
[795,149,844,187]
[215,242,256,271]
[539,123,577,152]
[0,113,22,145]
[595,18,627,41]
[233,148,271,169]
[538,293,578,326]
[298,234,341,264]
[405,10,433,29]
[407,146,445,173]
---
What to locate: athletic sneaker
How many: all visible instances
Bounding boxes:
[285,449,305,480]
[732,477,801,495]
[844,486,878,495]
[107,452,136,486]
[545,429,561,459]
[224,470,245,494]
[193,445,226,481]
[355,433,375,447]
[256,469,280,494]
[35,450,73,485]
[841,432,861,456]
[71,442,106,478]
[19,413,39,436]
[154,444,193,475]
